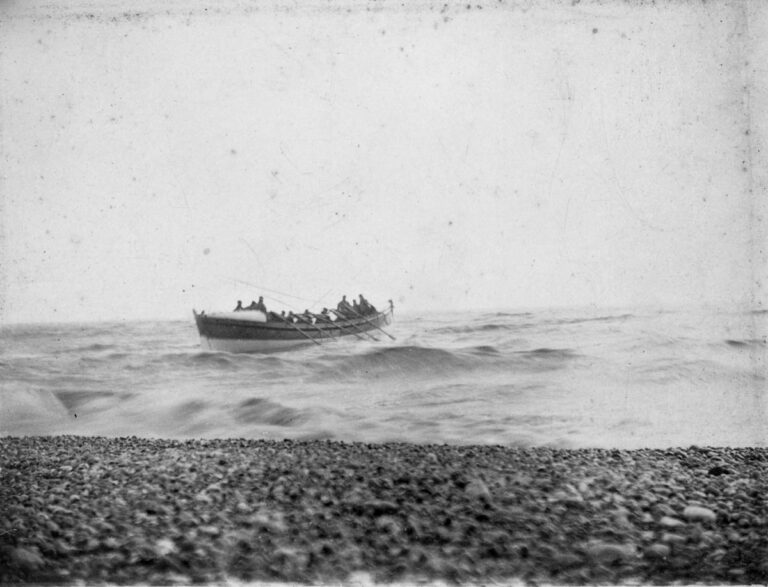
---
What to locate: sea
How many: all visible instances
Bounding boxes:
[1,308,766,449]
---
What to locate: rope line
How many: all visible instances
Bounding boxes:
[231,279,318,304]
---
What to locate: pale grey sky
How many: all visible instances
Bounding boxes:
[1,0,766,323]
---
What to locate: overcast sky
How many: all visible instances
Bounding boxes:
[1,0,766,323]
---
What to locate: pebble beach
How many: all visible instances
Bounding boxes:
[1,437,766,584]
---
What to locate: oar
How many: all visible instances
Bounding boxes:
[329,309,378,341]
[295,315,332,341]
[310,314,364,340]
[277,315,321,346]
[344,305,396,341]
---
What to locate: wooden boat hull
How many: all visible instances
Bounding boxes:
[193,307,393,353]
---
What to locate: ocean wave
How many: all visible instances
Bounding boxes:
[126,351,252,371]
[551,313,634,326]
[466,345,500,355]
[59,343,117,353]
[428,322,525,335]
[233,397,308,427]
[517,347,579,359]
[725,338,766,348]
[318,345,470,379]
[312,343,581,381]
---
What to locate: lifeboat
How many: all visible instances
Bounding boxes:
[193,301,394,353]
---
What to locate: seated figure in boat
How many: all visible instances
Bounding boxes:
[287,311,296,323]
[267,310,282,321]
[246,300,258,310]
[352,299,361,315]
[359,294,376,315]
[234,300,244,312]
[316,308,332,323]
[255,296,267,313]
[336,295,353,318]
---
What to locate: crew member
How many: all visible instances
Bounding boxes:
[234,300,244,312]
[255,296,267,313]
[337,295,353,318]
[246,300,258,310]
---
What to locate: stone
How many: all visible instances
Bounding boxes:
[655,503,677,517]
[250,511,287,533]
[683,505,716,523]
[10,547,44,571]
[154,538,177,557]
[194,492,212,504]
[644,543,670,559]
[659,516,686,529]
[102,537,120,550]
[661,532,687,545]
[552,552,583,569]
[465,479,491,500]
[708,465,730,476]
[362,500,399,516]
[585,541,634,564]
[375,516,402,535]
[236,501,250,514]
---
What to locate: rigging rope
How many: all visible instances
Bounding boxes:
[231,279,318,304]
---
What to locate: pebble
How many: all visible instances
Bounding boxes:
[660,532,687,545]
[585,541,635,564]
[682,505,716,523]
[659,516,686,529]
[2,437,766,585]
[708,465,730,476]
[552,552,583,569]
[10,547,44,571]
[153,538,177,556]
[360,499,399,516]
[644,543,670,559]
[465,479,491,501]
